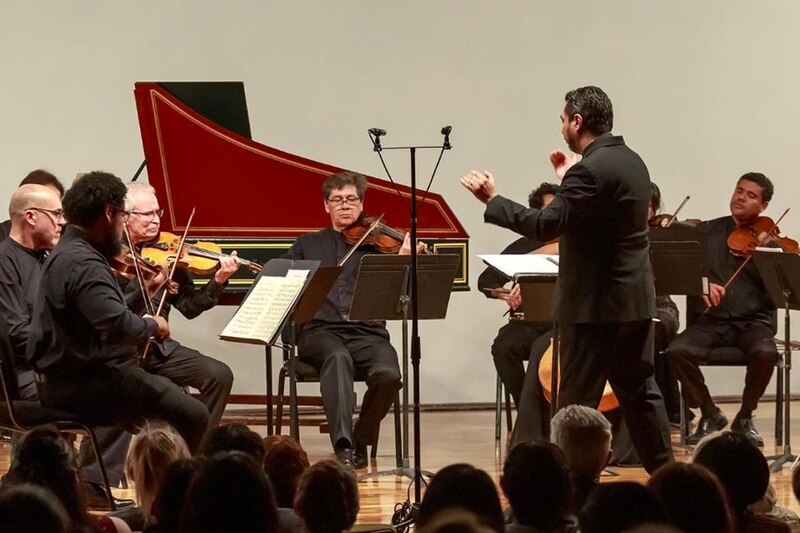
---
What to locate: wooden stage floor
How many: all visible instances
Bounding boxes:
[2,402,799,525]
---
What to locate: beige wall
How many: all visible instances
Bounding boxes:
[2,1,799,404]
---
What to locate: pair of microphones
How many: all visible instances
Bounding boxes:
[368,126,452,151]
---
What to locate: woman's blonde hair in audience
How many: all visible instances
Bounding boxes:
[125,421,190,522]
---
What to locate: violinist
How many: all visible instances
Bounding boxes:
[667,172,780,447]
[121,181,236,431]
[282,170,420,471]
[477,181,558,444]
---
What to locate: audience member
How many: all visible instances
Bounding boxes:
[124,422,190,527]
[2,425,131,532]
[578,481,667,533]
[263,434,311,533]
[417,509,497,533]
[200,423,265,463]
[295,459,360,533]
[648,461,733,533]
[549,405,612,512]
[416,463,504,533]
[178,451,278,533]
[146,458,205,533]
[694,431,791,532]
[500,441,577,532]
[0,483,71,533]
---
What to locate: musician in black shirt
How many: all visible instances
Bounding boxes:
[668,172,780,446]
[0,170,64,243]
[283,171,417,470]
[26,172,210,453]
[477,182,557,443]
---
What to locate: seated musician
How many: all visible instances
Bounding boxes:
[668,172,780,446]
[477,181,558,444]
[0,170,64,242]
[26,172,210,454]
[647,182,681,424]
[283,171,419,470]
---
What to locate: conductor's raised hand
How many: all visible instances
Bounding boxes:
[549,150,577,180]
[460,170,498,204]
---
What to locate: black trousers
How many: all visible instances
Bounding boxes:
[653,311,680,421]
[509,331,553,446]
[667,320,778,414]
[298,324,402,449]
[491,320,551,407]
[557,320,673,474]
[77,344,233,486]
[37,361,209,458]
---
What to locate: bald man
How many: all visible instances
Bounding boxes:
[0,184,65,399]
[0,170,64,242]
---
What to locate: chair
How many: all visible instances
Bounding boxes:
[494,374,512,441]
[0,320,116,510]
[274,345,402,463]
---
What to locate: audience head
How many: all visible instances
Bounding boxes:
[550,405,612,479]
[151,457,205,533]
[201,423,265,463]
[579,481,667,533]
[793,464,800,504]
[179,451,278,533]
[262,434,310,508]
[20,169,64,198]
[693,431,769,515]
[0,484,71,533]
[125,421,190,522]
[528,182,560,209]
[3,426,91,529]
[416,463,504,533]
[416,509,497,533]
[648,461,733,533]
[500,441,571,529]
[294,459,359,533]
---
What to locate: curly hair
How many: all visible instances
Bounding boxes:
[528,182,560,209]
[564,86,614,136]
[62,171,126,227]
[262,434,310,508]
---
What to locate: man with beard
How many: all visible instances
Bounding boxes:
[26,171,209,453]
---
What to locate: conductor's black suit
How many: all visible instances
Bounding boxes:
[484,133,673,473]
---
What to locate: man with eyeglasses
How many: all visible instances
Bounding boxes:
[0,169,65,242]
[28,171,209,446]
[283,171,421,470]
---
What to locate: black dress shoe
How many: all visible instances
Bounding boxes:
[686,409,728,445]
[731,416,764,447]
[83,482,135,510]
[353,442,369,470]
[335,447,355,472]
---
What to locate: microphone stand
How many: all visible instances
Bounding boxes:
[368,127,452,505]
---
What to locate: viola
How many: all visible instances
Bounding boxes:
[110,244,163,282]
[727,214,799,257]
[141,231,262,275]
[342,215,429,255]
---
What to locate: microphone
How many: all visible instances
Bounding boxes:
[441,125,452,150]
[368,128,386,151]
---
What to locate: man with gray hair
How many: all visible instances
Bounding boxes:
[550,405,612,512]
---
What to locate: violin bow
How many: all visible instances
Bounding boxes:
[141,207,196,364]
[338,215,384,267]
[665,195,691,227]
[122,223,156,317]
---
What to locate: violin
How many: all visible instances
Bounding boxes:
[342,215,429,255]
[141,231,262,275]
[727,214,799,257]
[110,244,163,282]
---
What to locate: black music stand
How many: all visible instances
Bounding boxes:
[515,274,558,415]
[258,259,341,440]
[752,251,800,471]
[349,254,459,482]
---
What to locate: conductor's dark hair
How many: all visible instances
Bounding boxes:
[62,171,126,227]
[20,170,64,198]
[650,182,662,214]
[322,171,368,200]
[528,182,560,209]
[564,86,614,136]
[738,172,773,203]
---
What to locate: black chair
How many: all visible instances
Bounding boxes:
[494,374,513,441]
[0,320,116,510]
[274,344,402,463]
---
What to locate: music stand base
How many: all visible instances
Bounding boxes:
[767,449,798,473]
[358,467,434,483]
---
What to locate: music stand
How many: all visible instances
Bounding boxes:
[649,227,707,297]
[752,250,800,471]
[349,254,459,482]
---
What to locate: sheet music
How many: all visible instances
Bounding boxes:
[220,275,306,344]
[479,254,560,277]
